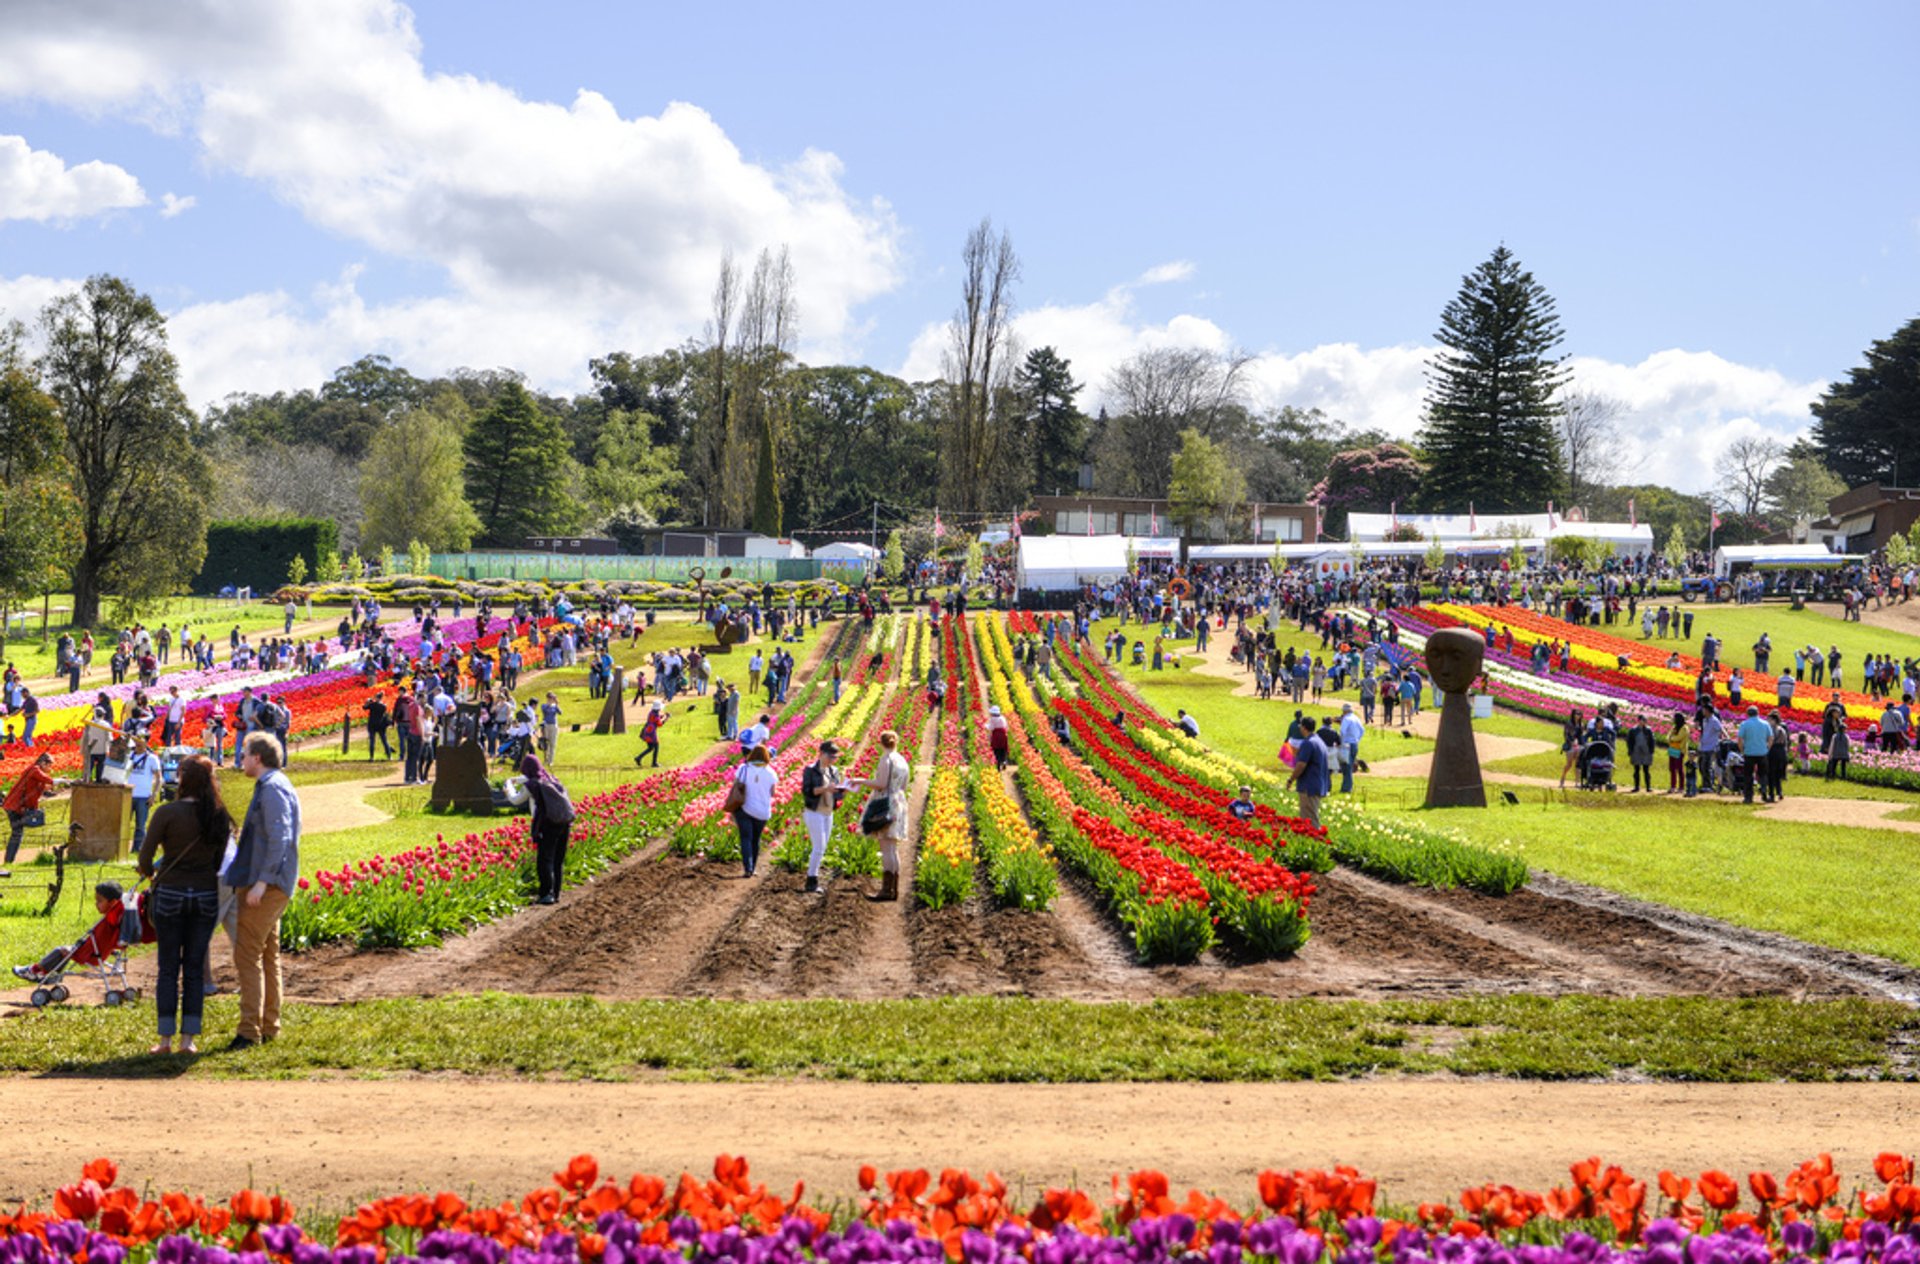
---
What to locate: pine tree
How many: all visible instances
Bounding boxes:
[1419,246,1568,512]
[462,380,577,544]
[1015,346,1086,496]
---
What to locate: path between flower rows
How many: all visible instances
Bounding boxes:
[4,1078,1920,1206]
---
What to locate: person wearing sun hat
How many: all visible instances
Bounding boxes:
[985,704,1010,769]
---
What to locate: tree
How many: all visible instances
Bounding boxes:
[882,529,905,583]
[1014,346,1085,497]
[1549,535,1614,570]
[1886,533,1910,569]
[407,539,432,575]
[783,365,932,530]
[1761,445,1845,523]
[39,276,211,626]
[964,538,984,583]
[1094,346,1249,497]
[1663,524,1688,569]
[1558,390,1632,506]
[462,379,579,543]
[0,355,80,648]
[285,553,307,586]
[1424,534,1447,571]
[580,407,681,530]
[1165,428,1245,540]
[1715,435,1785,517]
[940,218,1022,514]
[1309,443,1427,539]
[362,394,482,553]
[752,403,783,535]
[1811,316,1920,486]
[203,438,366,549]
[1418,246,1569,512]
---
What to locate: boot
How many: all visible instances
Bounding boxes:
[880,870,899,902]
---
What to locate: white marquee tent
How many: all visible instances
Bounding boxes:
[812,541,880,562]
[1016,535,1179,591]
[1347,511,1655,556]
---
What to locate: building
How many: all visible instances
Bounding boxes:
[1029,495,1317,544]
[1800,483,1920,553]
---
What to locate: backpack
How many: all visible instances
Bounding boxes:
[539,779,576,826]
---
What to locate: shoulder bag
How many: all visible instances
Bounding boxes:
[722,767,748,815]
[860,758,896,834]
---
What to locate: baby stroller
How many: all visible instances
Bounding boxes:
[18,888,154,1009]
[1578,736,1616,791]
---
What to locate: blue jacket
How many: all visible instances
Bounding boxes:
[227,768,301,895]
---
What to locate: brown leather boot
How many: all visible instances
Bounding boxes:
[880,870,899,901]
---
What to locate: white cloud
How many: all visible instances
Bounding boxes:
[0,133,145,221]
[1136,260,1195,286]
[158,192,195,217]
[0,0,900,360]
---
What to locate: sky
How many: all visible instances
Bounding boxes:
[0,0,1915,499]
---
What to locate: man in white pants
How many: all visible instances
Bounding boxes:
[799,740,846,893]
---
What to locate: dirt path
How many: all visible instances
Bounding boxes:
[1758,795,1920,835]
[1365,735,1555,778]
[291,771,407,833]
[5,1079,1919,1207]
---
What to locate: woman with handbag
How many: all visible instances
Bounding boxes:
[859,729,911,901]
[520,754,575,904]
[799,740,848,893]
[727,744,777,878]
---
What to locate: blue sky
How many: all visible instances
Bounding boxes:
[1,0,1915,493]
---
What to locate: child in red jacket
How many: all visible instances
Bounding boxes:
[13,882,127,980]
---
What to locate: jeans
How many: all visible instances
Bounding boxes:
[151,886,219,1037]
[131,796,152,854]
[5,809,29,864]
[369,725,393,759]
[1340,744,1358,794]
[534,820,571,900]
[734,810,768,876]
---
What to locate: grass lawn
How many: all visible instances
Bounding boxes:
[1366,792,1920,965]
[0,993,1907,1082]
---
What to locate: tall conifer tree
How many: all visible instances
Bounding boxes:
[1419,246,1568,512]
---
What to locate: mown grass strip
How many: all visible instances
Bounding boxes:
[0,994,1907,1083]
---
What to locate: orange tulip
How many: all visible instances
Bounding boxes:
[1699,1170,1740,1211]
[555,1155,599,1193]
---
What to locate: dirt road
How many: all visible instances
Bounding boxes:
[4,1079,1916,1207]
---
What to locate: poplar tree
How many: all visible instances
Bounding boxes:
[1419,246,1568,512]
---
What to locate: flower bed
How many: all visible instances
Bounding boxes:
[17,1151,1920,1264]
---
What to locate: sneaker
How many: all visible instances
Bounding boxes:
[12,965,42,981]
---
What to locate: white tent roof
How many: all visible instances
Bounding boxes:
[1017,535,1178,590]
[1348,511,1654,548]
[813,541,880,560]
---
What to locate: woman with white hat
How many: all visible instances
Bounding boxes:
[984,704,1010,770]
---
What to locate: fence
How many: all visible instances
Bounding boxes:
[427,552,870,585]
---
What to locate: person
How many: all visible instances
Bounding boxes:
[1285,720,1333,828]
[729,744,777,879]
[137,754,231,1056]
[125,734,162,854]
[1664,712,1692,795]
[1827,721,1851,780]
[1175,709,1200,738]
[1338,703,1366,794]
[521,753,574,903]
[1698,708,1724,792]
[3,751,66,865]
[225,732,301,1050]
[81,693,115,782]
[1557,708,1585,790]
[539,692,561,766]
[161,686,186,748]
[363,692,394,760]
[636,703,666,768]
[800,740,848,892]
[1736,705,1773,804]
[861,729,911,901]
[12,880,126,983]
[1624,714,1656,793]
[205,708,228,765]
[1227,786,1257,821]
[985,704,1011,770]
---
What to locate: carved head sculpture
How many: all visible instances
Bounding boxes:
[1424,626,1485,693]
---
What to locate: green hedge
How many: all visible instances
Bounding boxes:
[196,518,339,595]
